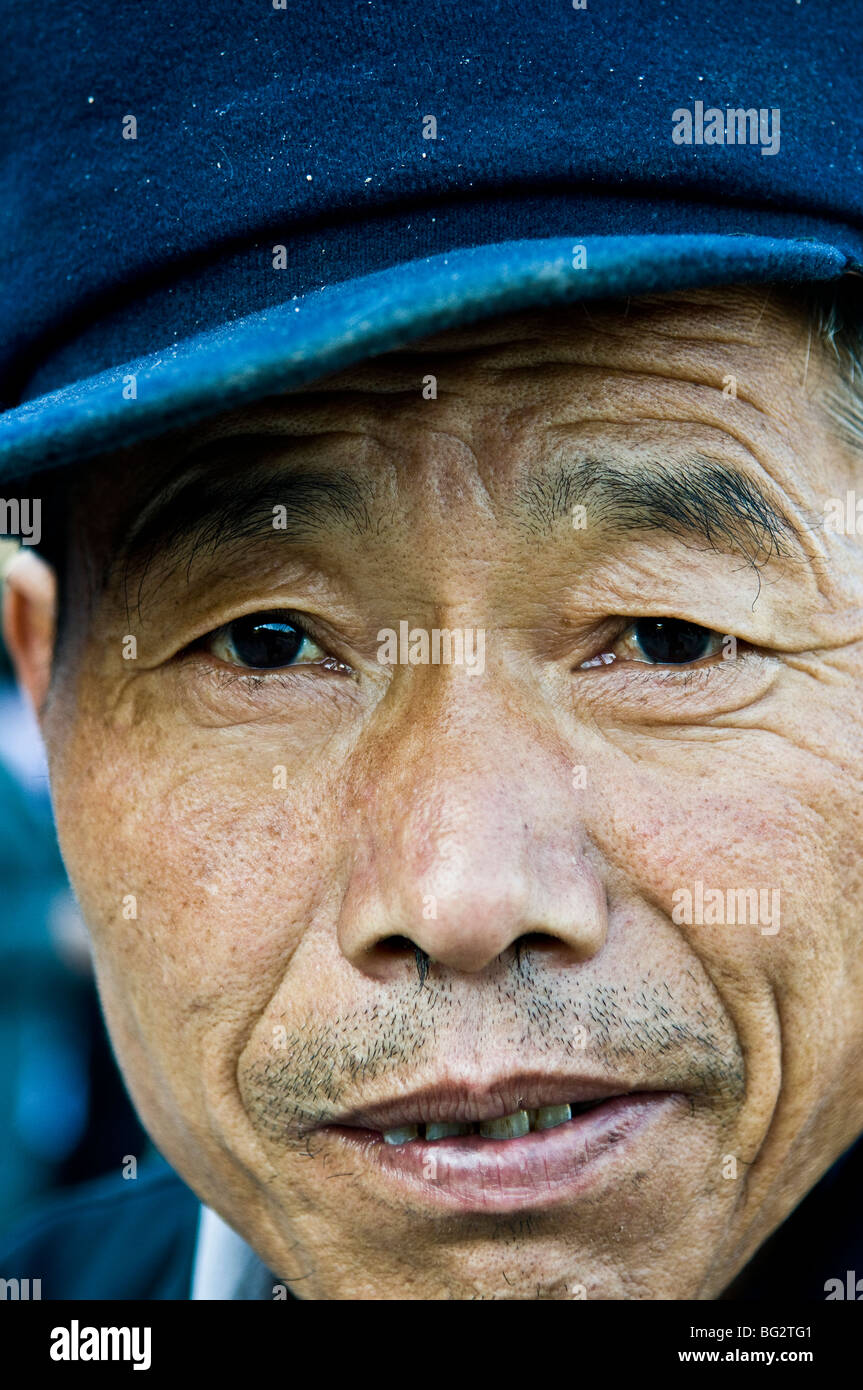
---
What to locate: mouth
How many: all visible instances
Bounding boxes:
[319,1078,686,1213]
[377,1097,611,1145]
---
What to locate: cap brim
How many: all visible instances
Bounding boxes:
[0,233,850,485]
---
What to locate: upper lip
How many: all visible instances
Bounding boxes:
[321,1072,660,1131]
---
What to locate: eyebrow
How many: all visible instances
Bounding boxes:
[516,456,800,567]
[111,433,376,615]
[111,437,800,620]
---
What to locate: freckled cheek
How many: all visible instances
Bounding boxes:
[53,726,338,1008]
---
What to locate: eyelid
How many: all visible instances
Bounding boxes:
[580,619,734,669]
[177,605,366,685]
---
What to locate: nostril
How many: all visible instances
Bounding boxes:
[379,936,430,986]
[513,932,559,967]
[380,935,416,955]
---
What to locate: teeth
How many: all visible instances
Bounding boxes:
[382,1125,420,1145]
[534,1103,572,1131]
[424,1122,472,1141]
[381,1100,601,1145]
[479,1109,531,1140]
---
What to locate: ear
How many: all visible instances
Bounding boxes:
[2,548,58,716]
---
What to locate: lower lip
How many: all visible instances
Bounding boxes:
[325,1093,683,1213]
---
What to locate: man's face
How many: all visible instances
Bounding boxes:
[9,286,863,1298]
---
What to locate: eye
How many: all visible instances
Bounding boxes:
[586,617,727,667]
[203,611,328,670]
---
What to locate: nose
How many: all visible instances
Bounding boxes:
[337,673,608,977]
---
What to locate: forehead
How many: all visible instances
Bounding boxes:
[67,283,822,561]
[89,281,809,444]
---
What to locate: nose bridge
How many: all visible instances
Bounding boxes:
[340,668,607,975]
[373,668,537,874]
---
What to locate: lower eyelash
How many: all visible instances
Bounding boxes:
[201,658,355,693]
[575,656,735,691]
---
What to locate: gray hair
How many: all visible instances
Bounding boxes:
[805,275,863,451]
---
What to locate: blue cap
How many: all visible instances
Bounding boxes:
[1,0,861,482]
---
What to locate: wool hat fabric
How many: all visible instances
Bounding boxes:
[1,0,861,485]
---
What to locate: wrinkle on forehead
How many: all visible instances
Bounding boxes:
[64,285,851,621]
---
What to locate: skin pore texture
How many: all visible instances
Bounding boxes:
[5,285,863,1300]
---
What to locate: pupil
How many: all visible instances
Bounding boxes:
[634,618,710,664]
[231,614,304,668]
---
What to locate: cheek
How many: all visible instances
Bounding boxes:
[49,713,342,1053]
[593,723,843,951]
[590,739,854,1106]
